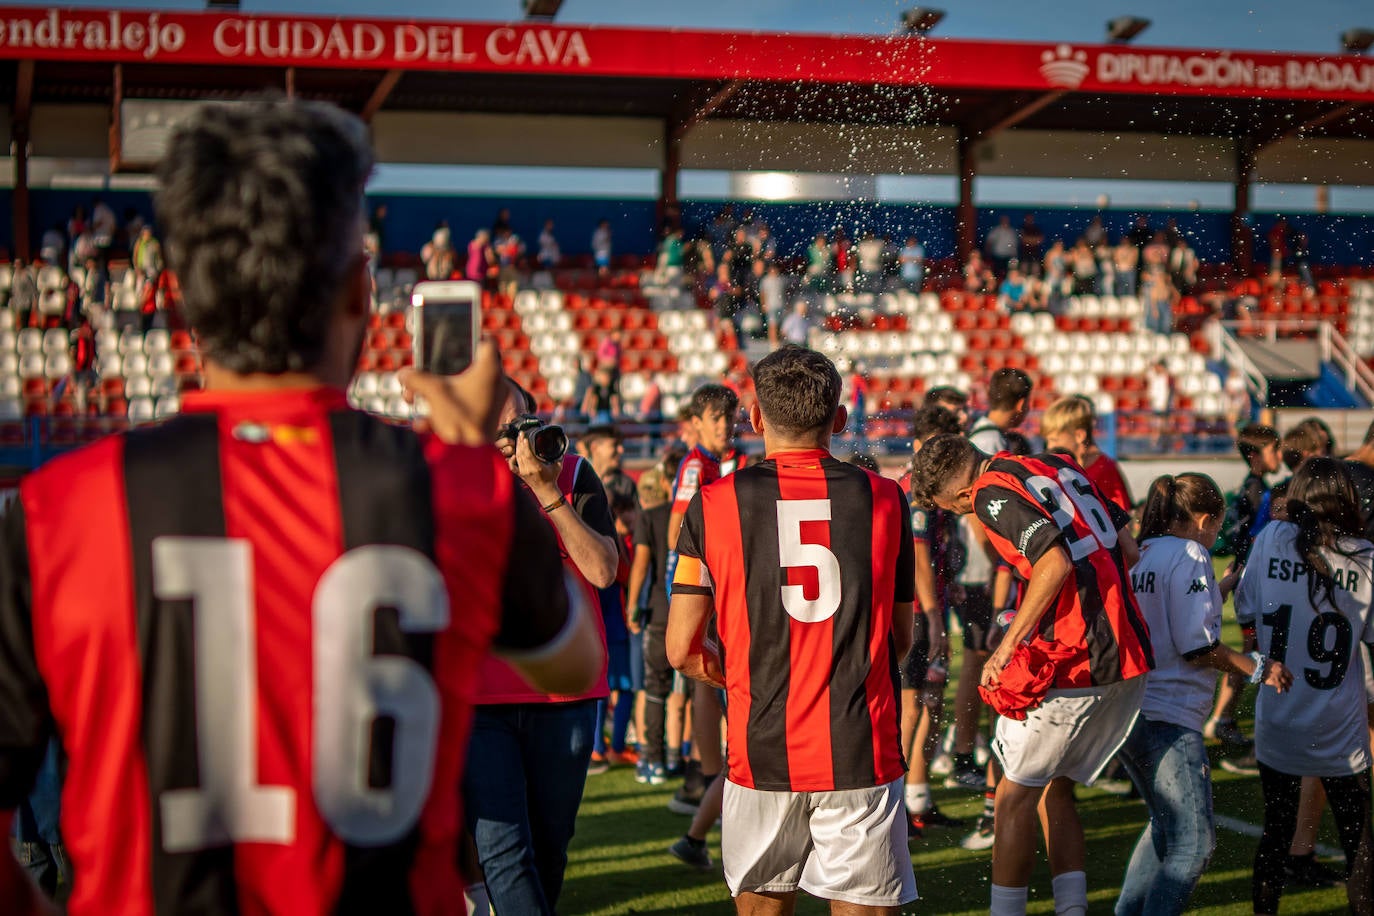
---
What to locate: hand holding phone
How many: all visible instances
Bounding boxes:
[411,280,481,376]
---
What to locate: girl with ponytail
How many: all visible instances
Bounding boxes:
[1116,473,1293,916]
[1237,456,1374,916]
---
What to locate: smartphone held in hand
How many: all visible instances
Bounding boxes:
[411,280,481,376]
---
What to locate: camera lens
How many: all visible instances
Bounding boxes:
[529,425,568,464]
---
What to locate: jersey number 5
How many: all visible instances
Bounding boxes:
[154,537,448,853]
[777,499,842,623]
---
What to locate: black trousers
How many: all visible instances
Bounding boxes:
[641,622,675,765]
[1254,762,1374,915]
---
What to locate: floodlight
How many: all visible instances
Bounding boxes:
[1106,16,1151,44]
[902,8,946,35]
[1342,28,1374,54]
[523,0,564,20]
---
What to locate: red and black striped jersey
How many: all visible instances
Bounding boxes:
[673,448,915,792]
[973,453,1153,688]
[0,387,571,916]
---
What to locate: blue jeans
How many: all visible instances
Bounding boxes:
[463,701,597,916]
[1115,717,1215,916]
[10,740,69,894]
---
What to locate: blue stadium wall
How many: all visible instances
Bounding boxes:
[5,189,1373,266]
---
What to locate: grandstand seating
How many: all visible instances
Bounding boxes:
[0,255,1370,456]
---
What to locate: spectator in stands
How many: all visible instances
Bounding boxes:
[728,228,758,317]
[1147,359,1175,449]
[495,228,524,300]
[80,256,107,314]
[538,219,561,270]
[422,225,455,281]
[582,364,621,424]
[592,219,613,276]
[1113,237,1140,296]
[755,224,777,263]
[467,229,497,287]
[368,203,387,251]
[1142,265,1180,337]
[636,373,664,424]
[491,206,512,238]
[857,230,886,293]
[1018,215,1045,276]
[1021,275,1050,313]
[997,265,1029,312]
[1070,238,1098,295]
[708,205,736,259]
[1042,239,1069,309]
[760,262,787,347]
[1293,232,1315,290]
[985,215,1018,278]
[65,205,86,243]
[38,223,65,267]
[70,319,96,398]
[69,225,97,277]
[90,198,117,254]
[1144,231,1170,272]
[9,259,37,326]
[900,235,927,292]
[1128,214,1154,253]
[1168,236,1198,296]
[806,233,832,292]
[964,250,995,295]
[1268,217,1290,279]
[133,226,164,299]
[655,226,684,285]
[122,207,146,249]
[833,227,854,293]
[1084,214,1108,249]
[1095,243,1116,296]
[780,299,812,347]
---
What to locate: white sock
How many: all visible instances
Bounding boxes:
[904,782,930,814]
[1052,870,1088,916]
[990,883,1029,916]
[464,881,491,916]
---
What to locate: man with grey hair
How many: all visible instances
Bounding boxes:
[0,98,604,915]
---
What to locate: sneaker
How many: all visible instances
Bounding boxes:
[1204,719,1254,749]
[1219,753,1260,776]
[945,765,987,792]
[906,813,924,840]
[668,786,702,815]
[974,733,991,767]
[920,805,964,828]
[669,836,713,871]
[960,814,996,851]
[1286,853,1345,887]
[635,761,666,785]
[607,748,639,767]
[929,751,954,778]
[587,752,609,776]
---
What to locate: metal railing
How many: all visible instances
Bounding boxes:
[1216,319,1374,409]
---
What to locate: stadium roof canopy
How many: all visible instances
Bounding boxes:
[0,5,1371,263]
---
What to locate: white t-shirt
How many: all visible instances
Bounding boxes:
[1237,521,1374,776]
[1132,536,1223,733]
[967,418,1008,456]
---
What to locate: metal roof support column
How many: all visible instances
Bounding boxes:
[1232,138,1256,276]
[658,121,681,232]
[956,133,977,266]
[12,59,33,261]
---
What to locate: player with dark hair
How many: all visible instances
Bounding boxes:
[898,405,966,837]
[1239,458,1374,916]
[909,434,1151,916]
[0,98,605,915]
[669,345,917,912]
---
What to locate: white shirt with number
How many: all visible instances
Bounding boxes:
[1132,536,1223,733]
[1236,520,1374,776]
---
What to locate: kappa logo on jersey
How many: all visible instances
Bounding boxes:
[1186,578,1208,595]
[986,498,1007,520]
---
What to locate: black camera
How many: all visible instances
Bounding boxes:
[497,415,568,465]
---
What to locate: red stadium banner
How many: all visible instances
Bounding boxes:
[0,7,1372,101]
